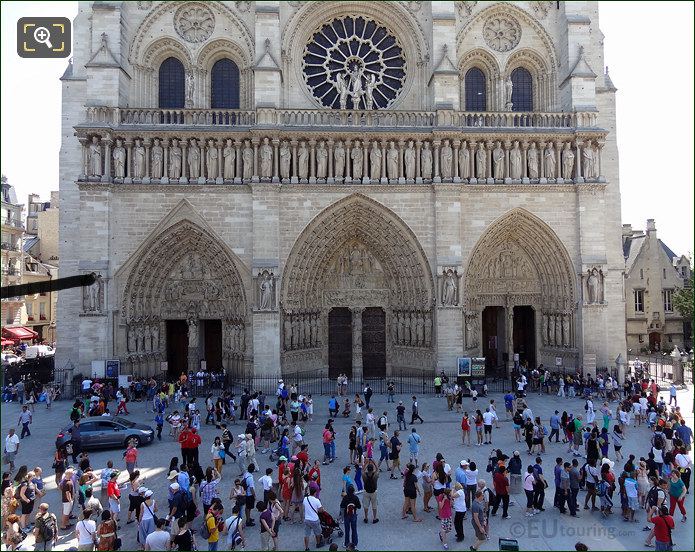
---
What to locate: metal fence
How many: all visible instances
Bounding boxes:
[629,354,675,385]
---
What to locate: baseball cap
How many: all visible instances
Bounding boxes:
[170,482,180,490]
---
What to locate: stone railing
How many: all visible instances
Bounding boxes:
[84,106,599,130]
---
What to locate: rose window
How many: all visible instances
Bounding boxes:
[174,3,215,44]
[302,16,407,110]
[482,15,522,53]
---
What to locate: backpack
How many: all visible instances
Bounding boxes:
[228,515,243,550]
[646,485,663,508]
[200,514,213,539]
[36,513,56,542]
[653,433,665,450]
[596,480,609,497]
[346,501,356,516]
[584,401,589,411]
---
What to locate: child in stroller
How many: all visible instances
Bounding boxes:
[319,509,343,543]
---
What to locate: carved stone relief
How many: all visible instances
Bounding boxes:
[256,269,276,311]
[584,267,605,304]
[174,3,215,44]
[483,14,521,52]
[83,273,104,313]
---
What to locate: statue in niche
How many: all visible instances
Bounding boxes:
[369,141,382,180]
[404,312,412,346]
[284,315,292,350]
[527,142,539,179]
[398,311,406,345]
[510,141,522,179]
[492,141,504,179]
[259,273,274,310]
[582,143,595,179]
[424,312,432,346]
[441,140,453,179]
[113,139,126,178]
[151,138,163,178]
[544,142,556,179]
[554,314,562,347]
[88,136,102,176]
[348,65,363,109]
[188,138,201,178]
[386,141,398,180]
[242,140,253,179]
[562,315,570,347]
[505,76,514,108]
[548,314,556,347]
[290,315,298,349]
[151,323,159,351]
[304,315,312,347]
[587,268,602,303]
[133,139,146,178]
[404,140,416,180]
[239,325,246,352]
[279,140,291,179]
[169,138,182,179]
[334,72,349,110]
[415,312,424,346]
[136,324,145,353]
[421,141,433,179]
[185,73,194,107]
[364,74,377,110]
[298,141,309,179]
[83,274,103,312]
[310,313,317,346]
[127,326,137,353]
[334,140,345,179]
[207,139,219,179]
[350,246,364,275]
[475,142,487,179]
[143,325,152,353]
[316,140,328,179]
[442,270,457,305]
[459,141,470,179]
[561,142,575,180]
[259,137,273,178]
[223,139,235,179]
[351,140,363,179]
[542,313,549,346]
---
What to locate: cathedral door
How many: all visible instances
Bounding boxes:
[482,306,505,374]
[328,307,352,378]
[203,320,222,372]
[513,306,536,369]
[362,307,386,378]
[166,320,188,378]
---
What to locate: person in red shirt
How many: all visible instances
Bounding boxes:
[178,425,192,466]
[296,444,309,469]
[188,427,202,468]
[491,466,510,518]
[106,472,121,525]
[308,460,321,487]
[461,413,471,445]
[649,505,674,549]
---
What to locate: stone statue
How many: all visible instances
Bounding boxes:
[259,273,274,310]
[475,142,487,179]
[544,143,556,179]
[424,312,432,346]
[369,141,382,180]
[169,138,182,179]
[136,325,145,353]
[587,268,600,303]
[391,312,399,343]
[404,140,416,180]
[143,325,152,353]
[364,73,377,110]
[151,323,159,351]
[561,142,575,180]
[298,141,309,179]
[554,314,562,347]
[510,141,522,179]
[127,326,137,353]
[207,139,219,179]
[548,313,556,347]
[316,140,328,179]
[505,76,513,109]
[386,141,398,180]
[334,72,349,110]
[442,271,457,305]
[188,138,201,178]
[84,274,103,312]
[133,139,146,178]
[542,313,549,346]
[441,140,453,179]
[492,141,504,179]
[351,140,363,179]
[259,137,273,178]
[348,65,363,109]
[242,140,253,179]
[279,141,291,179]
[459,141,470,179]
[334,140,345,179]
[290,315,298,349]
[397,312,405,345]
[582,143,595,179]
[415,312,424,346]
[310,313,318,346]
[421,142,433,179]
[562,315,570,347]
[88,136,102,176]
[185,72,194,107]
[527,143,539,179]
[284,314,292,350]
[223,139,235,179]
[113,139,126,178]
[403,312,412,346]
[151,138,163,178]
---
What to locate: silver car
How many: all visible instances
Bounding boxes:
[55,417,155,452]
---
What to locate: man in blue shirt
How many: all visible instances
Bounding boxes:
[532,457,546,511]
[243,464,256,527]
[455,460,468,487]
[675,420,692,450]
[503,391,515,420]
[552,457,563,509]
[407,428,421,466]
[177,465,190,492]
[549,410,561,443]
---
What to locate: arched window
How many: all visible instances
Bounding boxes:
[211,59,240,109]
[464,68,487,112]
[158,57,185,108]
[511,67,533,112]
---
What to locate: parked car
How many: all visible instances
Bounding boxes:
[1,352,22,366]
[55,417,155,452]
[25,345,55,359]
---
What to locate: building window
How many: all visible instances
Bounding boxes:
[39,302,46,320]
[511,67,533,111]
[158,57,185,108]
[464,68,486,112]
[668,335,673,343]
[211,58,240,109]
[638,334,644,343]
[663,289,673,312]
[663,268,667,279]
[26,303,33,318]
[634,289,645,313]
[640,269,644,280]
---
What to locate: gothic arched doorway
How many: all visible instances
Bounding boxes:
[464,209,576,374]
[281,194,435,379]
[118,219,248,378]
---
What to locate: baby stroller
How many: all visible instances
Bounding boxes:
[319,509,343,543]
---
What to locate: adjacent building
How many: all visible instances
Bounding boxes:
[25,191,60,266]
[22,255,58,343]
[1,176,26,328]
[623,219,692,354]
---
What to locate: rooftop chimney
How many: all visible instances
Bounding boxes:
[646,219,656,233]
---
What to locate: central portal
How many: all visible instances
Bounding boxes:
[166,320,188,378]
[328,307,352,378]
[362,307,386,378]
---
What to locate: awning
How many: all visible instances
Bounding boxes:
[1,326,38,341]
[1,338,14,346]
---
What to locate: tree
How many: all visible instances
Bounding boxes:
[673,287,694,319]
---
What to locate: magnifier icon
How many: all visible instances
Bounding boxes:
[33,26,53,49]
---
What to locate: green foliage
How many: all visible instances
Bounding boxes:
[673,287,694,319]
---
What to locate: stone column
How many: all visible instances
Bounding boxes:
[199,141,206,183]
[468,140,476,183]
[538,141,545,182]
[380,140,387,183]
[78,137,88,180]
[309,139,316,183]
[415,140,422,184]
[291,139,298,183]
[180,141,188,183]
[596,139,605,182]
[575,140,584,183]
[555,141,562,183]
[397,139,405,184]
[453,139,460,183]
[251,138,260,182]
[345,140,351,182]
[101,137,112,183]
[143,139,151,183]
[433,139,441,183]
[327,139,334,183]
[124,140,133,183]
[521,141,529,182]
[233,140,242,184]
[272,138,280,183]
[351,307,364,382]
[362,141,369,184]
[162,139,170,184]
[504,140,512,183]
[486,140,494,182]
[217,140,224,184]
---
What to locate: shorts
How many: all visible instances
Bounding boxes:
[474,527,487,541]
[21,499,34,515]
[484,425,492,433]
[628,496,639,511]
[246,496,255,510]
[363,492,377,510]
[128,495,139,512]
[404,491,416,500]
[62,500,73,516]
[475,426,483,433]
[109,498,121,513]
[513,424,521,430]
[441,517,452,532]
[4,451,16,463]
[304,519,322,537]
